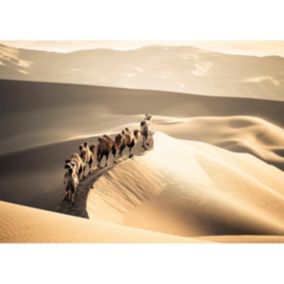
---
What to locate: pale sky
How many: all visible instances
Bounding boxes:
[1,41,284,57]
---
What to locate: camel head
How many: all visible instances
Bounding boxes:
[115,133,123,145]
[90,144,96,154]
[145,114,152,121]
[133,129,140,140]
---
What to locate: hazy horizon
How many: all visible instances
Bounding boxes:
[1,40,284,57]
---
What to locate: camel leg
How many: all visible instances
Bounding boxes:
[68,190,72,202]
[96,153,100,168]
[78,166,83,180]
[105,152,109,167]
[97,153,103,168]
[112,146,117,159]
[119,144,126,157]
[82,165,86,178]
[112,147,118,163]
[128,146,133,158]
[88,158,93,174]
[71,189,76,206]
[61,191,69,205]
[142,135,148,150]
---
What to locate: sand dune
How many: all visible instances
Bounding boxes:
[1,131,284,243]
[3,199,284,243]
[1,43,284,101]
[0,79,283,242]
[86,132,284,237]
[2,199,284,243]
[0,79,283,212]
[200,235,284,243]
[1,79,284,156]
[0,201,202,243]
[155,115,284,170]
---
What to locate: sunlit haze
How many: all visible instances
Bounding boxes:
[1,41,284,57]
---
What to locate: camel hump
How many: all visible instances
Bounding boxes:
[103,134,112,141]
[98,137,105,143]
[115,133,122,141]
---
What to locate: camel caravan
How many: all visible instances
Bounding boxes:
[62,114,153,205]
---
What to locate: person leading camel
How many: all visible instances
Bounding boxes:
[140,114,153,150]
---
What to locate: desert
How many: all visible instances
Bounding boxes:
[0,43,284,242]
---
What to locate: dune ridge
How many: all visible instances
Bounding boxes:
[155,115,284,170]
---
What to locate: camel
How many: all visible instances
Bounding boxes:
[124,128,140,157]
[96,131,128,167]
[62,162,79,205]
[65,153,83,180]
[140,117,151,150]
[79,142,93,177]
[96,136,112,168]
[115,131,127,158]
[89,143,96,171]
[140,114,154,150]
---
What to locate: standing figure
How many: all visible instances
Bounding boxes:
[140,114,152,150]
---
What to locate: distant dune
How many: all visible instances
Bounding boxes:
[1,43,284,101]
[0,78,283,242]
[156,116,284,170]
[1,79,284,155]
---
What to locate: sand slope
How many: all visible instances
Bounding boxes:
[155,115,284,170]
[87,132,284,237]
[1,131,284,242]
[3,199,284,243]
[0,200,202,243]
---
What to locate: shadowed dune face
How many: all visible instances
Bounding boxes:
[1,43,284,101]
[1,79,284,155]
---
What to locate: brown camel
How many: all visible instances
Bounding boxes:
[79,142,93,177]
[63,161,79,205]
[96,131,127,167]
[124,128,140,157]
